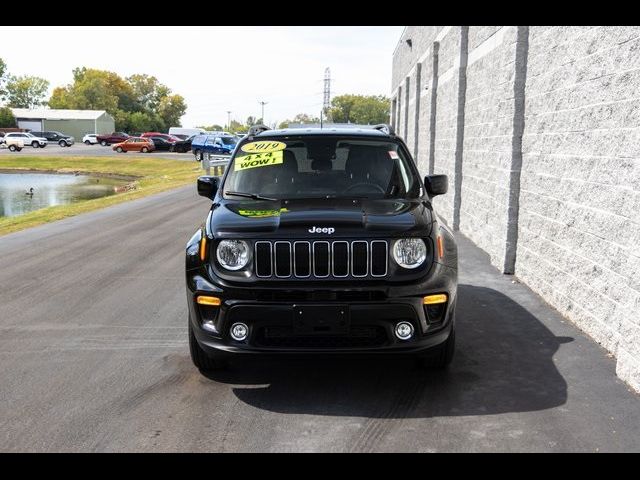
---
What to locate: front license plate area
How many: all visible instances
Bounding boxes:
[293,305,350,335]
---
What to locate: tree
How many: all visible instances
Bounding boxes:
[327,94,389,125]
[0,58,7,98]
[127,74,168,112]
[3,75,49,108]
[0,106,16,127]
[279,113,321,128]
[127,111,157,133]
[158,94,186,128]
[48,68,187,131]
[49,69,128,112]
[196,124,224,131]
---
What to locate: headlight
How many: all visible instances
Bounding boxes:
[216,240,250,270]
[392,238,427,269]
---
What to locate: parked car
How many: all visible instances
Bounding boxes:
[4,132,47,148]
[171,134,195,153]
[82,133,99,145]
[112,137,155,153]
[141,132,181,142]
[185,124,458,373]
[191,133,238,161]
[97,132,129,146]
[0,137,24,152]
[148,136,175,151]
[168,127,206,138]
[31,131,75,147]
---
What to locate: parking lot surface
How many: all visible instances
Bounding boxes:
[0,142,196,161]
[0,186,638,452]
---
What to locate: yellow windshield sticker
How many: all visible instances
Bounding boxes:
[235,151,283,170]
[237,208,289,218]
[241,141,287,154]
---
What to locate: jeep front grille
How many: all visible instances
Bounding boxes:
[254,240,388,279]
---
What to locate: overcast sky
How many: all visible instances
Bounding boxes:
[0,26,404,128]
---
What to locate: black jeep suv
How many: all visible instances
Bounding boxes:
[186,125,458,372]
[31,131,75,147]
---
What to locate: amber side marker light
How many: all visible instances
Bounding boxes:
[196,296,221,306]
[437,235,444,259]
[199,235,207,261]
[424,293,448,305]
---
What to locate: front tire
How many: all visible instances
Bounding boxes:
[116,146,123,153]
[32,141,39,148]
[194,149,202,161]
[189,320,227,372]
[59,140,67,147]
[101,140,108,146]
[84,140,91,145]
[141,147,148,153]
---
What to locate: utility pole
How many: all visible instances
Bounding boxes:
[323,67,331,120]
[226,111,232,131]
[258,101,268,124]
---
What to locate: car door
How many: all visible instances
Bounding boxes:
[122,139,134,151]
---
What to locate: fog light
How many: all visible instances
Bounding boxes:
[395,321,414,341]
[230,322,248,341]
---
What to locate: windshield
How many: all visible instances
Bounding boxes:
[220,136,237,146]
[223,136,420,200]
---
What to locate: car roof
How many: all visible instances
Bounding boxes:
[252,127,392,138]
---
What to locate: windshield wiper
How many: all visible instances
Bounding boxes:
[224,191,278,201]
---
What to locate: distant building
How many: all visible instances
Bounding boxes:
[11,108,115,140]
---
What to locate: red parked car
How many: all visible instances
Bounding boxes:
[112,137,155,153]
[141,132,181,142]
[96,132,130,146]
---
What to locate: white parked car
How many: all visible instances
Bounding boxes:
[0,137,24,151]
[4,132,47,148]
[82,133,99,145]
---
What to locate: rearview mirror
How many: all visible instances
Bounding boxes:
[197,176,219,200]
[424,174,448,197]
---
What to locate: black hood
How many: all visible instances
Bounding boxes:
[210,197,433,239]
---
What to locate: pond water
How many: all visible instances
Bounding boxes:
[0,173,130,218]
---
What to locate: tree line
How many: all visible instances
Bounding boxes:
[1,57,390,132]
[0,58,186,132]
[198,95,391,134]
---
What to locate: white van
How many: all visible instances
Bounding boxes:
[168,127,206,138]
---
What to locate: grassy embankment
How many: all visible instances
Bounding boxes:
[0,155,202,236]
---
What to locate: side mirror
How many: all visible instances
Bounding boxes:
[424,174,448,197]
[197,176,219,199]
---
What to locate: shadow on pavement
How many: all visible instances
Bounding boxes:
[203,284,572,418]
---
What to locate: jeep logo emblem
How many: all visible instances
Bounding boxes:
[308,226,335,234]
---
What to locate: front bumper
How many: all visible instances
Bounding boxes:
[186,264,457,356]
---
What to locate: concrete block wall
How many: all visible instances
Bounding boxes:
[391,26,640,392]
[432,26,466,227]
[459,26,518,269]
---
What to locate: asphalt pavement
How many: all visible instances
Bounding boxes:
[0,186,638,452]
[0,142,196,161]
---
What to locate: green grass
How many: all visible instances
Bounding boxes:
[0,155,202,236]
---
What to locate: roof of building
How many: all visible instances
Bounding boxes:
[11,108,110,120]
